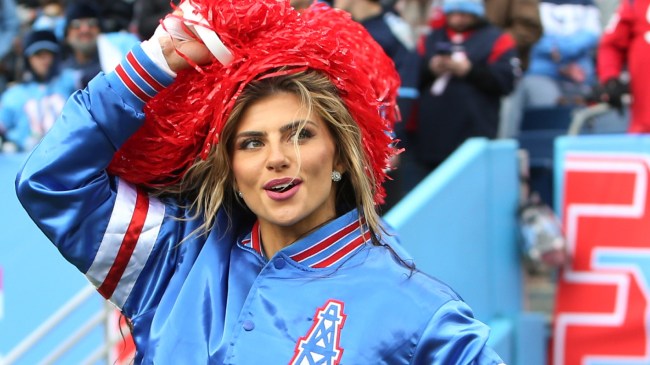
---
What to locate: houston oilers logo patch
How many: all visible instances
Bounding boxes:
[290,299,347,365]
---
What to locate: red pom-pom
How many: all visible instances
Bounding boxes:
[107,0,400,203]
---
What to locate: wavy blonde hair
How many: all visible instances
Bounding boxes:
[156,69,384,243]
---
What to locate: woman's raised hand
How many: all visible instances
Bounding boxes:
[151,4,214,73]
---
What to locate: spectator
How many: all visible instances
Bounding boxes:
[492,0,543,139]
[521,0,601,107]
[424,0,542,53]
[0,29,75,151]
[394,0,442,38]
[406,0,518,190]
[334,0,419,124]
[95,0,139,73]
[96,0,134,34]
[485,0,542,71]
[0,0,20,93]
[422,0,542,140]
[333,0,421,210]
[60,1,102,88]
[596,0,648,133]
[59,0,137,88]
[31,0,66,41]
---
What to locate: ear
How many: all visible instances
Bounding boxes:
[332,148,346,175]
[333,161,346,176]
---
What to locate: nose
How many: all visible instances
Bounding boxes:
[266,143,290,171]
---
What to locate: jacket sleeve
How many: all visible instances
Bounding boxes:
[411,300,505,365]
[597,1,632,82]
[15,43,179,316]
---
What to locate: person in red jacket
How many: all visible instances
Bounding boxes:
[596,0,649,133]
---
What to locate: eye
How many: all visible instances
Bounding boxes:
[291,128,314,143]
[238,138,263,150]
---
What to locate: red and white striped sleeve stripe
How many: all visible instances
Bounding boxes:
[114,51,166,103]
[105,44,175,109]
[85,178,165,308]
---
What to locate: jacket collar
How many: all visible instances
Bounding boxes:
[239,209,370,269]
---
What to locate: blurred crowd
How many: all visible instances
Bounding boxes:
[0,0,176,152]
[0,0,635,210]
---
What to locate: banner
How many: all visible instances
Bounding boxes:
[552,152,650,364]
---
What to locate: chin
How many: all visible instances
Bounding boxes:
[265,209,304,227]
[269,217,303,229]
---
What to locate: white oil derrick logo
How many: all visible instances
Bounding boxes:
[290,299,347,365]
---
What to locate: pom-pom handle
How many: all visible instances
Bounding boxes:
[179,1,234,65]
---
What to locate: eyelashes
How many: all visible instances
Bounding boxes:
[238,138,263,150]
[236,127,315,150]
[294,128,314,140]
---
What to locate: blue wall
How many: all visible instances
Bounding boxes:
[0,153,105,365]
[385,138,546,365]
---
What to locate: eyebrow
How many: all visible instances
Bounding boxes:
[235,119,316,139]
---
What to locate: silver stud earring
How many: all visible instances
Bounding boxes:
[331,170,342,182]
[237,191,243,198]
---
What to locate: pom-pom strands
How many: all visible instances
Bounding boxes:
[107,0,400,203]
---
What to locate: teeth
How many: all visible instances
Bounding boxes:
[271,183,292,192]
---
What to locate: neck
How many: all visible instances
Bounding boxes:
[74,50,95,65]
[258,214,337,259]
[75,54,89,64]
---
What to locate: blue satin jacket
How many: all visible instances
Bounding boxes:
[16,44,506,365]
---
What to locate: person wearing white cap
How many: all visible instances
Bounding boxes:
[0,29,76,152]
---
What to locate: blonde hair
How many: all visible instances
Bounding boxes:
[156,69,384,243]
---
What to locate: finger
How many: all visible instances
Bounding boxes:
[162,15,198,42]
[173,1,234,66]
[162,37,213,72]
[178,41,213,65]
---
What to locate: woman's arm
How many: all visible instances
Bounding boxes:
[15,42,176,308]
[411,300,505,364]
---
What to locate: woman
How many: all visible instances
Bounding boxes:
[16,1,505,364]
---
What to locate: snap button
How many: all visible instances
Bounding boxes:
[274,258,286,269]
[242,320,255,331]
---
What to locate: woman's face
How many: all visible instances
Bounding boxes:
[231,92,342,233]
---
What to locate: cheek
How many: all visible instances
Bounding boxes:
[231,156,252,188]
[309,147,337,176]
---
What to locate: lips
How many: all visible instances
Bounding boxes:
[264,177,301,190]
[264,177,302,200]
